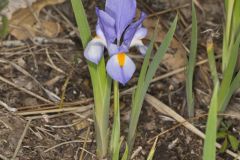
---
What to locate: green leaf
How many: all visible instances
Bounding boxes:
[219,138,228,153]
[127,15,178,158]
[186,2,198,117]
[111,81,120,160]
[203,82,219,160]
[228,134,239,151]
[0,15,8,38]
[121,143,129,160]
[218,32,240,113]
[217,131,227,139]
[70,0,111,158]
[147,137,158,160]
[0,0,8,11]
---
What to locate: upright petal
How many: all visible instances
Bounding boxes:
[96,23,107,43]
[84,37,106,64]
[106,53,136,85]
[96,8,116,43]
[105,0,137,40]
[121,12,147,50]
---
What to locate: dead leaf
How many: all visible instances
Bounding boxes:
[0,0,38,19]
[41,20,62,37]
[9,0,65,40]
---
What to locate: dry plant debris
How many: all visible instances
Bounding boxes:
[0,0,239,159]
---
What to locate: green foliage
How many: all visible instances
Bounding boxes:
[0,15,8,38]
[0,0,8,11]
[0,0,9,38]
[146,138,158,160]
[127,16,178,158]
[217,124,240,153]
[203,83,219,160]
[186,3,198,117]
[70,0,111,158]
[206,37,219,86]
[121,143,129,160]
[110,81,121,160]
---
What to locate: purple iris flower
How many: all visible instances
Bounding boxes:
[84,0,148,85]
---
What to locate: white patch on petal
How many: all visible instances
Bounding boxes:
[133,27,147,40]
[84,37,106,64]
[96,24,107,45]
[106,54,136,85]
[130,39,147,55]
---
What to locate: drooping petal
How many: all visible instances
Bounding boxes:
[106,53,136,85]
[96,8,116,43]
[129,27,148,55]
[105,0,137,40]
[120,12,147,50]
[130,39,148,55]
[84,37,106,64]
[132,27,148,40]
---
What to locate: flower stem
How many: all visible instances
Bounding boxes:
[110,80,120,160]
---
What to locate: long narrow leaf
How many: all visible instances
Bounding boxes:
[127,15,178,158]
[218,33,240,112]
[71,0,111,158]
[186,3,198,117]
[146,137,158,160]
[127,19,160,155]
[111,81,120,160]
[203,82,219,160]
[121,143,129,160]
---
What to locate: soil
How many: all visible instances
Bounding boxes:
[0,0,239,160]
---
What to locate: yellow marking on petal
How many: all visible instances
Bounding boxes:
[117,53,126,67]
[94,36,101,39]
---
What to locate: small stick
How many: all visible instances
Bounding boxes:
[12,119,32,159]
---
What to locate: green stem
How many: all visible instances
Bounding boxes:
[111,80,120,160]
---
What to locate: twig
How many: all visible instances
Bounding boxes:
[16,104,92,116]
[0,75,52,103]
[12,119,32,159]
[0,154,9,160]
[147,4,190,18]
[44,140,95,157]
[0,100,17,112]
[145,94,240,160]
[79,127,91,160]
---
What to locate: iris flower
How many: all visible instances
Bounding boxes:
[84,0,147,85]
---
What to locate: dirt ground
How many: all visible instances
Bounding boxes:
[0,0,239,159]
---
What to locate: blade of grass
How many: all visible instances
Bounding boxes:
[121,143,128,160]
[203,82,219,160]
[146,137,158,160]
[71,0,111,158]
[218,33,240,112]
[206,37,219,86]
[126,19,160,156]
[186,3,198,117]
[127,15,178,158]
[0,16,8,38]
